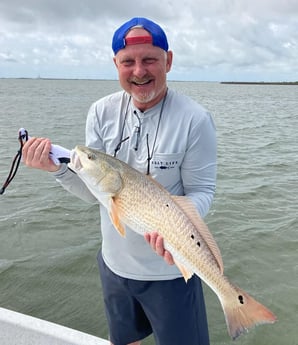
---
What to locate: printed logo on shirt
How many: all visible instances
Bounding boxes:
[151,159,179,170]
[151,153,184,171]
[151,153,184,188]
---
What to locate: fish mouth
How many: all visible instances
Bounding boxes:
[69,150,82,171]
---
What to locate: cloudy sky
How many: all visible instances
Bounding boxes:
[1,0,298,81]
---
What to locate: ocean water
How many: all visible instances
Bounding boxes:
[0,79,297,345]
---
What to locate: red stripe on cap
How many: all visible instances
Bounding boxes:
[125,36,153,46]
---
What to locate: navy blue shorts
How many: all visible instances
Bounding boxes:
[97,252,210,345]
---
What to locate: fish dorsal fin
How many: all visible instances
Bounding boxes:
[172,196,224,274]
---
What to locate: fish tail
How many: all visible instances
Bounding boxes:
[222,285,277,340]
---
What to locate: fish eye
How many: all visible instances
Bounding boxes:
[87,153,96,160]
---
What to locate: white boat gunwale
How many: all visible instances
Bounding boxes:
[0,307,109,345]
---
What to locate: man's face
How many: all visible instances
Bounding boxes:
[113,28,173,111]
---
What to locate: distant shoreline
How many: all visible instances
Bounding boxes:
[1,78,297,85]
[221,81,298,85]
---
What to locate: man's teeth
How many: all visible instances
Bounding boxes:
[133,80,151,85]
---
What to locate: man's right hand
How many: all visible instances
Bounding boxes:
[22,137,61,172]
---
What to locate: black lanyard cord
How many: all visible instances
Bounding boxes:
[0,129,28,195]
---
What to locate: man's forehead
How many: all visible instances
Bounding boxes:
[117,44,164,59]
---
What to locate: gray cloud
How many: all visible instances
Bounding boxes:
[0,0,297,81]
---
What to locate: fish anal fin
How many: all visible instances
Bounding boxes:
[109,197,126,237]
[172,196,224,275]
[174,259,194,283]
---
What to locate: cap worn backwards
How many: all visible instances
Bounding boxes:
[112,17,169,55]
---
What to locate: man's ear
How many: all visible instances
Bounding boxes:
[166,50,173,73]
[113,56,118,68]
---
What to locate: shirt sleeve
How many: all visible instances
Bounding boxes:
[181,111,217,218]
[52,163,98,204]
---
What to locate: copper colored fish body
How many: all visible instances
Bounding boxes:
[69,145,277,340]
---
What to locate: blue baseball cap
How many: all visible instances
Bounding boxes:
[112,17,169,55]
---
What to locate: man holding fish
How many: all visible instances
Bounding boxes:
[23,17,275,345]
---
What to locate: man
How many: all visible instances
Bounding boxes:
[23,17,216,345]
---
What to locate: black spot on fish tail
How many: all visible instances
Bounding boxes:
[197,241,201,247]
[238,295,244,304]
[191,234,195,239]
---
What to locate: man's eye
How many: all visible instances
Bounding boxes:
[144,58,156,64]
[122,60,134,66]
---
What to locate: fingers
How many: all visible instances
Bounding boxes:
[145,232,163,255]
[144,232,175,265]
[22,137,60,172]
[163,250,175,266]
[22,137,47,167]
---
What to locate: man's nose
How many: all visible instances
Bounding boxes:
[133,62,147,78]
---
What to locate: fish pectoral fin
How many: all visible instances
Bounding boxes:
[174,259,194,283]
[109,198,126,237]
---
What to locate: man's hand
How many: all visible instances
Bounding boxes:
[144,232,175,265]
[22,137,60,172]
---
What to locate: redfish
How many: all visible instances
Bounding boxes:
[69,145,277,340]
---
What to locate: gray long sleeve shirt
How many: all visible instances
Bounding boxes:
[54,88,217,280]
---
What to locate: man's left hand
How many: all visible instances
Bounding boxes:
[144,232,175,265]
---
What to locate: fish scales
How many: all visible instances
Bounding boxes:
[115,164,221,281]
